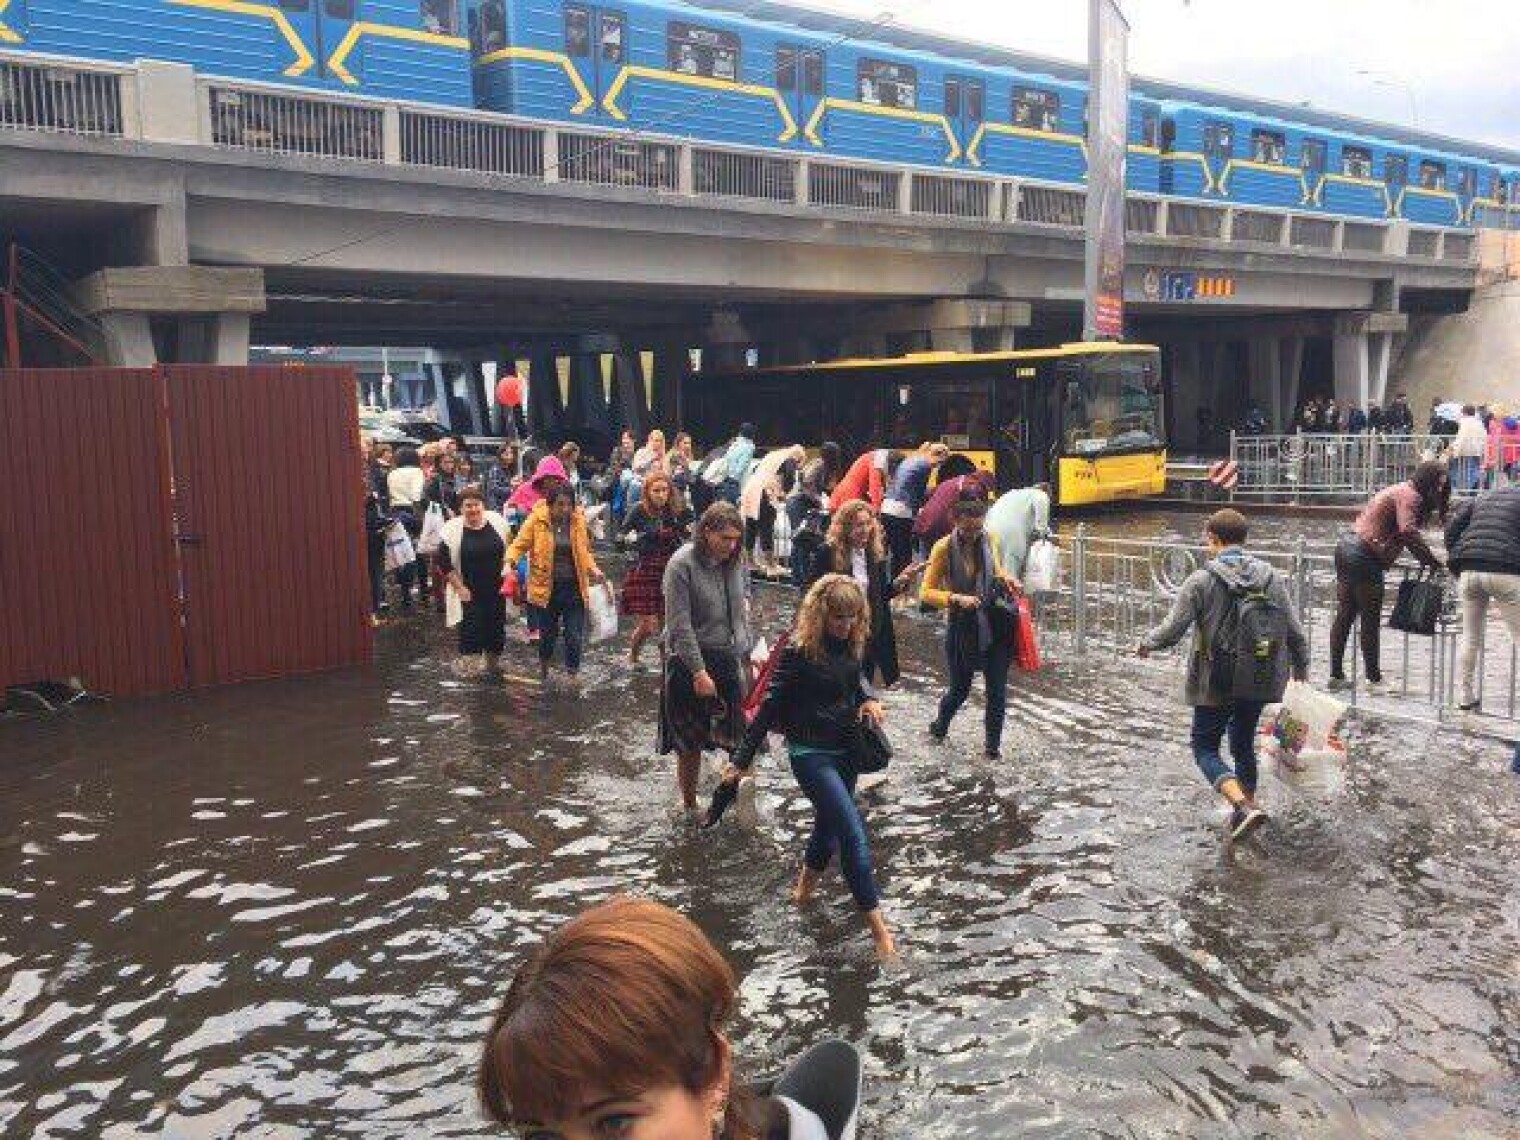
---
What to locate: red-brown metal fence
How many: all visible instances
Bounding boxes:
[0,365,371,698]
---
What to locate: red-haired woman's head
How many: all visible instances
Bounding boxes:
[479,897,751,1140]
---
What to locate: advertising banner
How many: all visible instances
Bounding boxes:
[1084,0,1129,340]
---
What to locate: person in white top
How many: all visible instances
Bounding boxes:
[1450,405,1489,493]
[384,446,430,607]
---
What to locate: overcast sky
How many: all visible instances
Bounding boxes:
[813,0,1520,152]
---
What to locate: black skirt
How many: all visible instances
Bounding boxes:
[658,649,745,756]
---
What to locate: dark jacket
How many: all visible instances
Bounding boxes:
[622,506,694,559]
[806,543,902,686]
[364,491,392,558]
[733,639,871,769]
[1445,487,1520,577]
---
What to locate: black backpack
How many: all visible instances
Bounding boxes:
[1205,567,1293,702]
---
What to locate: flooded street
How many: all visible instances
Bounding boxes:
[2,510,1518,1138]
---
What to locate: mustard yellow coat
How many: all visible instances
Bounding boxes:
[505,502,601,607]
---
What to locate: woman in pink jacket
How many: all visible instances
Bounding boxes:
[1484,414,1520,488]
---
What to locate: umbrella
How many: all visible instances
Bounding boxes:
[1434,402,1463,423]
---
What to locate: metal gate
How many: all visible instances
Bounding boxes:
[0,365,371,697]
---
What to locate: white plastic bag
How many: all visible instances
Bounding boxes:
[772,504,793,561]
[382,521,415,573]
[587,581,619,643]
[416,502,445,555]
[1259,729,1348,797]
[1024,537,1060,594]
[1277,679,1347,754]
[750,637,770,667]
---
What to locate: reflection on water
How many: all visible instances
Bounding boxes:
[1,511,1517,1138]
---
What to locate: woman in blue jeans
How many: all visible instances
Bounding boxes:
[724,575,895,960]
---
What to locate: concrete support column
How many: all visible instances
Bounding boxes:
[1333,313,1407,409]
[1278,336,1306,431]
[612,352,648,436]
[100,312,157,367]
[929,327,974,353]
[1167,340,1203,450]
[527,350,564,439]
[1246,337,1282,425]
[648,342,685,427]
[466,359,493,435]
[1368,332,1394,407]
[1332,330,1371,409]
[972,325,1017,353]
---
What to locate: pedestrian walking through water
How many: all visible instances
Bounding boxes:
[722,575,896,960]
[1329,461,1447,691]
[920,495,1021,760]
[1138,509,1309,842]
[620,471,694,667]
[505,481,605,684]
[436,486,513,673]
[805,499,917,687]
[660,503,752,813]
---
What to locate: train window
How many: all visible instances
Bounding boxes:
[778,47,797,91]
[1458,168,1477,198]
[477,0,504,51]
[1203,121,1233,160]
[278,0,309,9]
[1498,178,1511,205]
[1385,155,1408,190]
[1300,138,1326,176]
[945,78,960,118]
[802,52,822,96]
[1418,160,1446,191]
[1013,87,1059,132]
[857,59,916,109]
[1249,129,1285,165]
[600,12,624,64]
[668,22,740,81]
[565,6,590,57]
[420,0,456,35]
[966,81,983,121]
[1159,117,1176,152]
[1341,145,1372,178]
[324,0,354,16]
[1140,111,1158,148]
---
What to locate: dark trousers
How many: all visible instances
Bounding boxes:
[934,634,1013,752]
[745,496,776,557]
[366,543,385,614]
[882,514,914,577]
[535,581,586,672]
[1331,537,1385,681]
[1190,701,1268,793]
[789,746,880,911]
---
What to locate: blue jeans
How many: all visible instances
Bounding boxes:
[789,745,880,911]
[535,581,586,672]
[1190,701,1267,794]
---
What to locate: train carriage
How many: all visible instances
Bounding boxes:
[1316,134,1399,219]
[2,0,473,105]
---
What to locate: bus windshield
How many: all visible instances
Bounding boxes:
[1059,352,1164,456]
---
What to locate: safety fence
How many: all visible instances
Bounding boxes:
[1228,432,1505,501]
[1028,529,1517,727]
[0,50,1505,260]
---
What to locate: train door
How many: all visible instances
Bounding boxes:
[943,74,984,158]
[564,5,626,118]
[994,364,1056,491]
[777,44,825,145]
[275,0,362,83]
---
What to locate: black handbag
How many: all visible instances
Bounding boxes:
[1389,570,1443,636]
[847,717,893,775]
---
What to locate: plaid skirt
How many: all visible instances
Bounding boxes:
[621,555,668,617]
[658,650,745,756]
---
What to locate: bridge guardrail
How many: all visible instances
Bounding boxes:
[1,49,1511,259]
[1229,431,1499,501]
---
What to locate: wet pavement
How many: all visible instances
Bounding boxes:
[2,508,1518,1138]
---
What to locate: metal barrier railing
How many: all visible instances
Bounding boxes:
[0,55,125,136]
[0,52,1502,259]
[1032,528,1517,725]
[1228,432,1501,501]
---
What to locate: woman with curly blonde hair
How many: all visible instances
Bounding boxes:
[722,575,894,959]
[803,499,920,686]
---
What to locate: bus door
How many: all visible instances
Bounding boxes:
[564,5,626,116]
[944,75,984,160]
[994,364,1056,491]
[274,0,361,83]
[777,44,825,147]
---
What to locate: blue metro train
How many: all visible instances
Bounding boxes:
[4,0,1517,224]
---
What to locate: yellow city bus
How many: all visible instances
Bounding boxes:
[682,342,1166,507]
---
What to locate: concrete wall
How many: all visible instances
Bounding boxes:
[1390,281,1520,411]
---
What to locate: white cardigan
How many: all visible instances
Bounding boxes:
[438,512,512,628]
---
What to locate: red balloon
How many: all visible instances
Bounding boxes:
[495,373,523,408]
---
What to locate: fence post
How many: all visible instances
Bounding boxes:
[542,129,560,183]
[381,104,402,165]
[1073,523,1088,656]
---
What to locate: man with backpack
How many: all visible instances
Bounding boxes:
[1137,509,1310,841]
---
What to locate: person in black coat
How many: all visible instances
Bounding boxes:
[803,499,919,687]
[363,479,393,620]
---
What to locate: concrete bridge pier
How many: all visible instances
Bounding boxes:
[526,351,566,440]
[75,267,265,366]
[1333,312,1408,410]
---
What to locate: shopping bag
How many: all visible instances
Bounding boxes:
[772,503,794,562]
[416,502,445,555]
[1013,597,1042,672]
[743,631,789,724]
[1258,716,1348,797]
[382,522,415,573]
[1024,537,1060,594]
[1388,570,1442,636]
[587,581,619,643]
[1276,679,1347,754]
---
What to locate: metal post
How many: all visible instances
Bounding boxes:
[1073,523,1088,655]
[3,243,20,370]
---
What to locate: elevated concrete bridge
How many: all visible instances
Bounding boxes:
[0,53,1494,444]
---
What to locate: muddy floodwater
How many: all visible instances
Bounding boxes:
[2,509,1517,1138]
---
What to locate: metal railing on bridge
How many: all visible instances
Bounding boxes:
[0,50,1509,261]
[1228,432,1504,501]
[1029,528,1517,727]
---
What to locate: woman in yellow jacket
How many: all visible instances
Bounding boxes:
[920,494,1021,760]
[505,481,606,681]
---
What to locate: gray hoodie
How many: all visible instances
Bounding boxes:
[1141,548,1310,706]
[661,541,752,675]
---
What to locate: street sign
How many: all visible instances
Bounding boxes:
[1158,271,1235,301]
